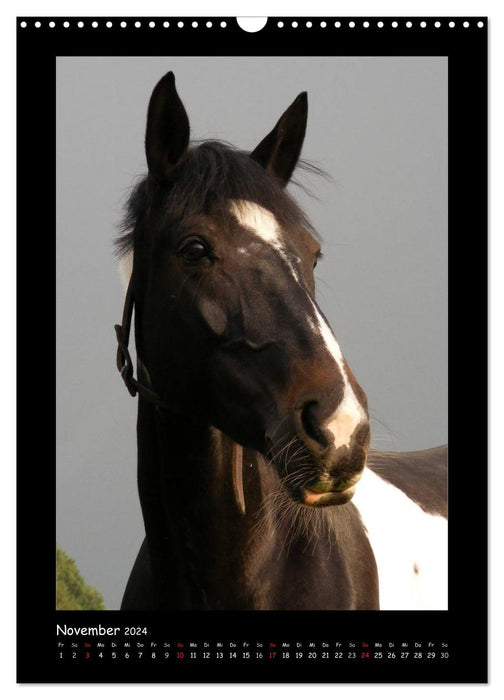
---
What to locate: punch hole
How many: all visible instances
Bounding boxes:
[237,17,268,33]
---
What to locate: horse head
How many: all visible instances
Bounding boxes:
[122,71,370,508]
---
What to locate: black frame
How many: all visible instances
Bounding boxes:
[17,16,488,683]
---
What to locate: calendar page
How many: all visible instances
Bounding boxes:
[17,15,487,683]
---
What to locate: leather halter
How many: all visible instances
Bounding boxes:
[114,279,246,514]
[114,279,168,409]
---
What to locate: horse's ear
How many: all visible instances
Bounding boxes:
[145,71,190,183]
[250,92,307,186]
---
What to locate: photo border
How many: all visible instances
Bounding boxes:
[17,16,488,683]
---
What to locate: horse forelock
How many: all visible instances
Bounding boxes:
[114,140,319,262]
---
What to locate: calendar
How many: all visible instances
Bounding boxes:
[16,14,487,684]
[55,632,451,682]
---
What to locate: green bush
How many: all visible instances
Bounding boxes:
[56,546,105,610]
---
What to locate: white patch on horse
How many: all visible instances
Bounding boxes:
[310,302,367,449]
[119,252,133,290]
[230,199,366,449]
[229,200,301,282]
[230,200,281,245]
[352,468,448,610]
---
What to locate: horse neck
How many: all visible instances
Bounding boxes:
[136,398,283,609]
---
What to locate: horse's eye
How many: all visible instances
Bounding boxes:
[178,239,209,264]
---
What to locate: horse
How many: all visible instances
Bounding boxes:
[114,71,447,611]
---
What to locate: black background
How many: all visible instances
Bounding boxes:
[17,16,487,683]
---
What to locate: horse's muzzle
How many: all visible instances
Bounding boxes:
[267,410,370,507]
[301,471,362,507]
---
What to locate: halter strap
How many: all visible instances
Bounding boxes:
[114,280,246,514]
[114,279,168,409]
[232,443,246,515]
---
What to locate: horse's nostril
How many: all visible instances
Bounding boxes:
[300,401,331,449]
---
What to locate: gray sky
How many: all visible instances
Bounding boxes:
[56,56,447,609]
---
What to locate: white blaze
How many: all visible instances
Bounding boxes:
[229,199,367,450]
[353,467,448,610]
[230,200,281,247]
[229,200,301,282]
[310,301,367,449]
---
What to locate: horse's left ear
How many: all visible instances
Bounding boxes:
[145,71,190,183]
[250,92,307,186]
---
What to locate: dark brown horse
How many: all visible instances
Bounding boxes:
[115,72,447,611]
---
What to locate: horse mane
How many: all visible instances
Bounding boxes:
[115,140,320,259]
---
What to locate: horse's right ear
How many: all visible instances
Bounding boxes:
[250,92,308,187]
[145,71,190,183]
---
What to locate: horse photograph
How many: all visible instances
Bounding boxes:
[56,56,448,612]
